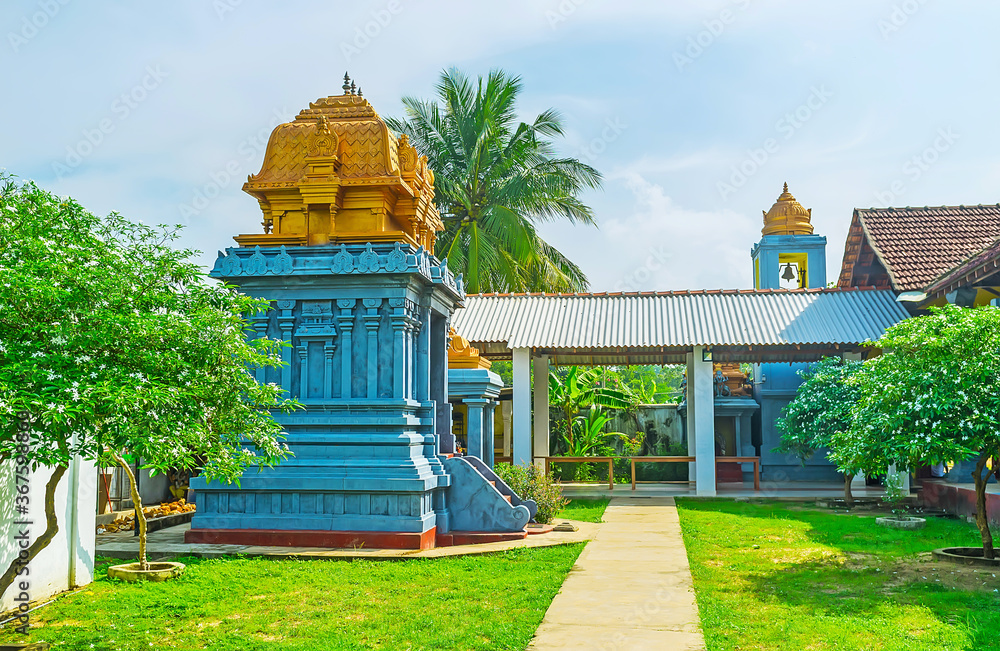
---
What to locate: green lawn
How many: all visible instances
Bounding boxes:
[677,499,1000,651]
[559,498,609,523]
[1,545,584,651]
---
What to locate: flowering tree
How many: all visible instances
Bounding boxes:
[850,305,1000,558]
[775,357,867,505]
[0,176,296,591]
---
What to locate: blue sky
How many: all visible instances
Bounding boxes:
[2,0,996,291]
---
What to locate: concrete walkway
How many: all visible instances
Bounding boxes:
[529,497,706,651]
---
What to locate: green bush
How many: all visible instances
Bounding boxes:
[493,463,568,524]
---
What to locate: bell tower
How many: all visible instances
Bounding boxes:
[752,183,839,483]
[751,183,827,289]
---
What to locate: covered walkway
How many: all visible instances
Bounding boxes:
[452,288,908,496]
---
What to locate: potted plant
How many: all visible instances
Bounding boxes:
[875,470,925,530]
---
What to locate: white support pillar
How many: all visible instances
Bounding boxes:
[887,464,911,494]
[501,401,512,458]
[512,347,532,467]
[686,352,697,482]
[692,346,716,496]
[532,354,550,468]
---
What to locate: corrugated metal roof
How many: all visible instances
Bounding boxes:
[452,288,908,350]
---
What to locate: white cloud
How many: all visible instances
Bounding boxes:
[541,172,758,291]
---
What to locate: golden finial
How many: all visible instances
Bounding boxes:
[762,182,813,237]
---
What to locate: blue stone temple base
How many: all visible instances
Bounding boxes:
[186,242,531,549]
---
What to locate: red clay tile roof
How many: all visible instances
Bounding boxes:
[924,237,1000,295]
[838,205,1000,291]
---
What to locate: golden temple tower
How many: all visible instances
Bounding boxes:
[233,77,443,249]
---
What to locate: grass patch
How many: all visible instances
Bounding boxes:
[1,544,584,651]
[677,499,1000,651]
[559,498,609,523]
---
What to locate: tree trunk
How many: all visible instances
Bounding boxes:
[0,466,67,601]
[972,454,995,560]
[114,454,148,570]
[844,473,855,508]
[564,406,574,450]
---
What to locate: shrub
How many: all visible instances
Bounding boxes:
[493,463,568,524]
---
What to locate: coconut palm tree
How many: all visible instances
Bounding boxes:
[386,68,602,293]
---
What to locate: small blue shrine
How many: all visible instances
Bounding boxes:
[187,85,533,549]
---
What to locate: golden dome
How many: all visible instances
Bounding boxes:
[762,183,813,236]
[233,75,442,250]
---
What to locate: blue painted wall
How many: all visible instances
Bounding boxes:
[189,242,464,534]
[751,233,841,481]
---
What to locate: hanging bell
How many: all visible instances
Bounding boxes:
[781,263,796,281]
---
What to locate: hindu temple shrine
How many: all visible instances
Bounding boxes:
[187,79,535,549]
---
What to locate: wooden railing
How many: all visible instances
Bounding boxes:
[542,457,616,490]
[536,456,761,492]
[628,456,760,491]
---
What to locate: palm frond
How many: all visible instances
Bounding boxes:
[388,68,602,293]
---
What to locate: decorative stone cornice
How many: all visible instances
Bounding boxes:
[211,241,464,297]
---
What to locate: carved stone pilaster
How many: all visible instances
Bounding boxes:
[276,300,296,392]
[336,299,356,399]
[362,298,382,399]
[250,309,270,384]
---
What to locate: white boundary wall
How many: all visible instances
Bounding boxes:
[1,454,96,613]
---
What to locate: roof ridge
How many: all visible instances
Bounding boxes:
[858,203,1000,213]
[468,287,884,298]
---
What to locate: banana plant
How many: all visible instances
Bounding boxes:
[561,406,628,457]
[549,366,630,451]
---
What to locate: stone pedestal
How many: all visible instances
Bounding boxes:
[448,369,503,467]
